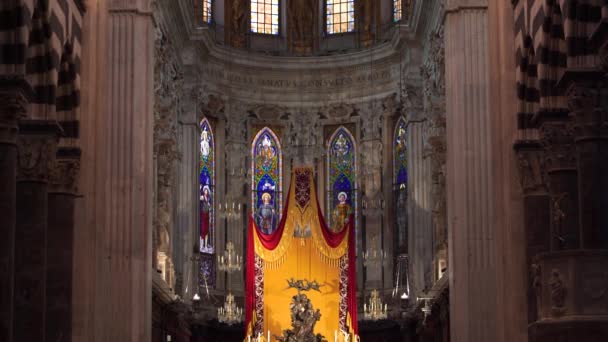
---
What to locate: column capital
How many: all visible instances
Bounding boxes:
[17,121,60,183]
[445,0,488,13]
[539,121,577,173]
[49,147,81,195]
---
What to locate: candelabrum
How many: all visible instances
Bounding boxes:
[363,289,388,321]
[217,292,244,325]
[218,200,243,221]
[392,254,410,300]
[362,237,388,268]
[217,241,242,273]
[416,297,433,323]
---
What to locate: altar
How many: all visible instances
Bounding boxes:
[245,168,358,341]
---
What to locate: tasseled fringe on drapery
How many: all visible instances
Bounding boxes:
[259,250,345,269]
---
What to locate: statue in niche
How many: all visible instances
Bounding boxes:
[331,192,352,233]
[200,185,211,250]
[256,192,277,234]
[549,269,567,316]
[231,0,246,46]
[288,0,315,49]
[358,0,373,33]
[276,279,326,342]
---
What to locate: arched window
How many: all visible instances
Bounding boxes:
[251,127,282,234]
[199,118,215,253]
[327,127,356,233]
[251,0,280,35]
[393,117,408,251]
[325,0,355,34]
[393,0,402,22]
[203,0,213,24]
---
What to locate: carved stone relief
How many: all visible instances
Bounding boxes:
[420,24,445,113]
[153,23,183,289]
[516,149,547,193]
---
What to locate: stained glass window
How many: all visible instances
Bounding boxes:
[252,127,282,235]
[203,0,212,24]
[394,118,407,186]
[199,118,215,254]
[327,127,356,233]
[326,0,355,34]
[251,0,279,35]
[393,0,402,22]
[393,117,408,251]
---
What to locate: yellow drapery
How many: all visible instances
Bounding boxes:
[253,168,348,340]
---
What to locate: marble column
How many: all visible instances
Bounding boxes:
[46,147,80,342]
[14,120,59,342]
[407,120,433,297]
[175,96,199,300]
[93,1,154,341]
[445,1,499,341]
[0,81,28,342]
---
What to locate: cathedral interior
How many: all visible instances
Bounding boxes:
[1,0,608,341]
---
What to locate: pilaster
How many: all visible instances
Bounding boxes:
[445,3,499,341]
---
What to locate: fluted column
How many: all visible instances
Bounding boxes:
[46,148,80,342]
[176,116,199,299]
[445,1,499,341]
[14,121,59,342]
[93,2,154,341]
[407,120,433,297]
[0,81,29,342]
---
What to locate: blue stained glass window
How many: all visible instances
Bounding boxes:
[199,118,214,254]
[251,127,282,234]
[327,127,356,233]
[394,117,407,186]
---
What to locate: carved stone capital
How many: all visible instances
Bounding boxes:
[17,131,58,183]
[49,148,81,194]
[539,122,576,172]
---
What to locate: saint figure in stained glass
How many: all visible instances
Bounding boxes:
[331,191,352,233]
[252,127,282,234]
[327,126,356,233]
[199,119,214,253]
